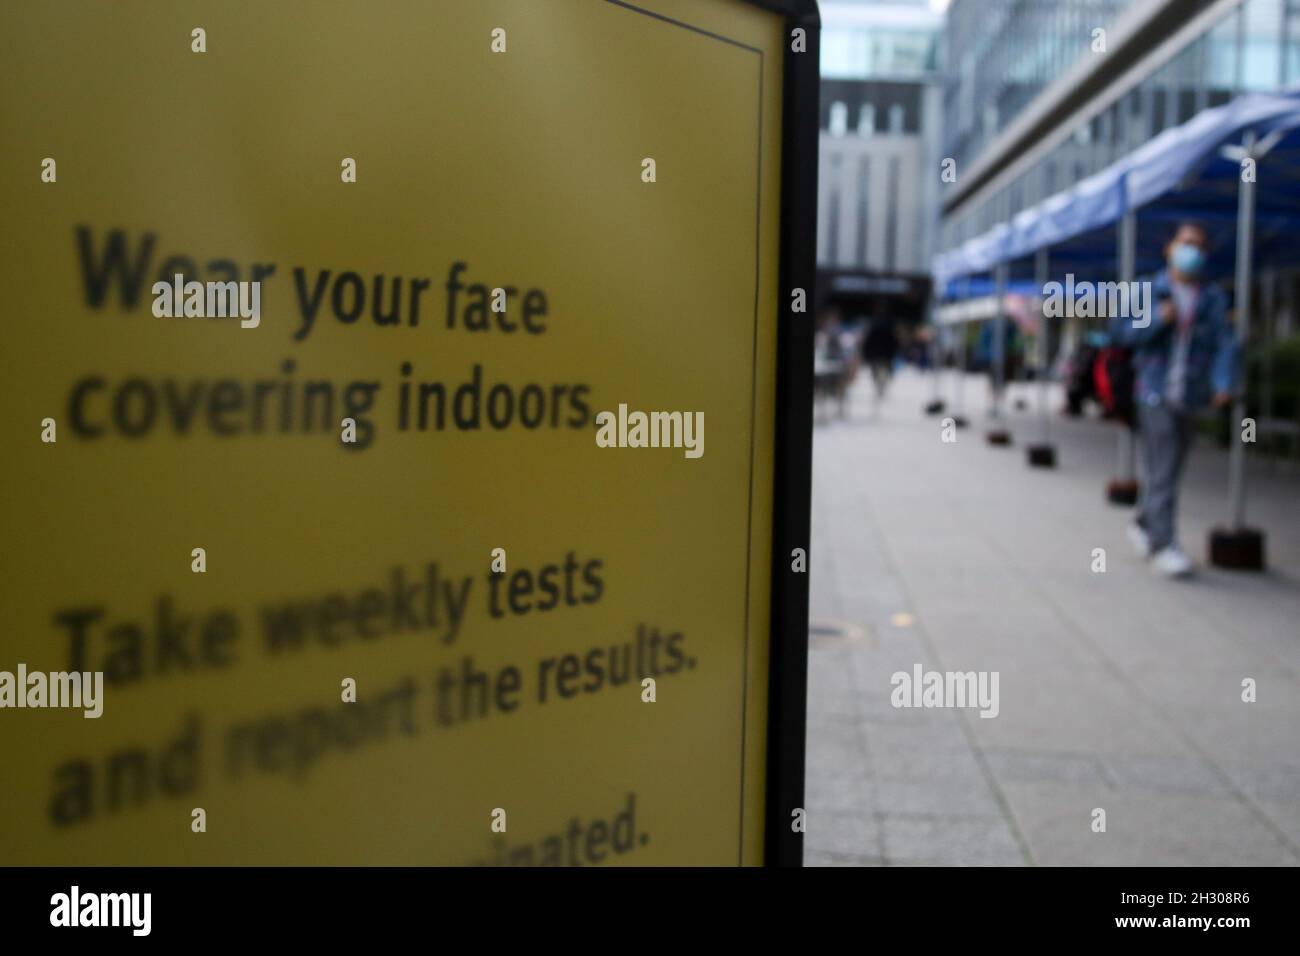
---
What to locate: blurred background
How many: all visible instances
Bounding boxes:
[805,0,1300,865]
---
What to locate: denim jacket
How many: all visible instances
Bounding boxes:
[1108,269,1237,412]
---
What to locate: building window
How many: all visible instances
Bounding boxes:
[858,104,875,136]
[830,101,849,136]
[827,155,842,265]
[857,157,871,266]
[889,103,905,133]
[885,156,900,272]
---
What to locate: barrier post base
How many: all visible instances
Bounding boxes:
[1026,443,1056,468]
[924,400,945,415]
[986,429,1012,446]
[1208,527,1265,571]
[952,416,969,429]
[1106,478,1139,505]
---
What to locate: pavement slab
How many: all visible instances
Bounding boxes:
[805,370,1300,865]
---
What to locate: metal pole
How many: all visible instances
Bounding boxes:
[1233,1,1245,97]
[1035,246,1050,442]
[955,317,967,417]
[927,294,941,400]
[1118,208,1138,481]
[1227,130,1257,529]
[992,262,1008,418]
[1118,211,1135,284]
[954,276,971,417]
[1281,0,1291,89]
[1261,268,1276,434]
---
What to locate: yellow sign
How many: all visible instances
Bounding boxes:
[0,0,786,865]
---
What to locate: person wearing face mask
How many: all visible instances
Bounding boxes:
[1110,221,1238,578]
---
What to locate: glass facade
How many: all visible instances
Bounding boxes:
[822,25,939,79]
[941,0,1133,179]
[820,0,943,81]
[939,0,1300,258]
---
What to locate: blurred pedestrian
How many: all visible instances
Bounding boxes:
[975,317,1018,411]
[861,306,898,405]
[814,305,858,420]
[1110,221,1237,578]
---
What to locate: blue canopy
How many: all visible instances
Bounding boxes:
[936,277,1042,299]
[935,89,1300,295]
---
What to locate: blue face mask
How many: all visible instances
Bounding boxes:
[1171,242,1205,276]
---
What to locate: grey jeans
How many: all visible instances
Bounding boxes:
[1137,401,1196,552]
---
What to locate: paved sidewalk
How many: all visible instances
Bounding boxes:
[805,368,1300,866]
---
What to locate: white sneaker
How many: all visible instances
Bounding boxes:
[1127,523,1152,559]
[1152,545,1193,578]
